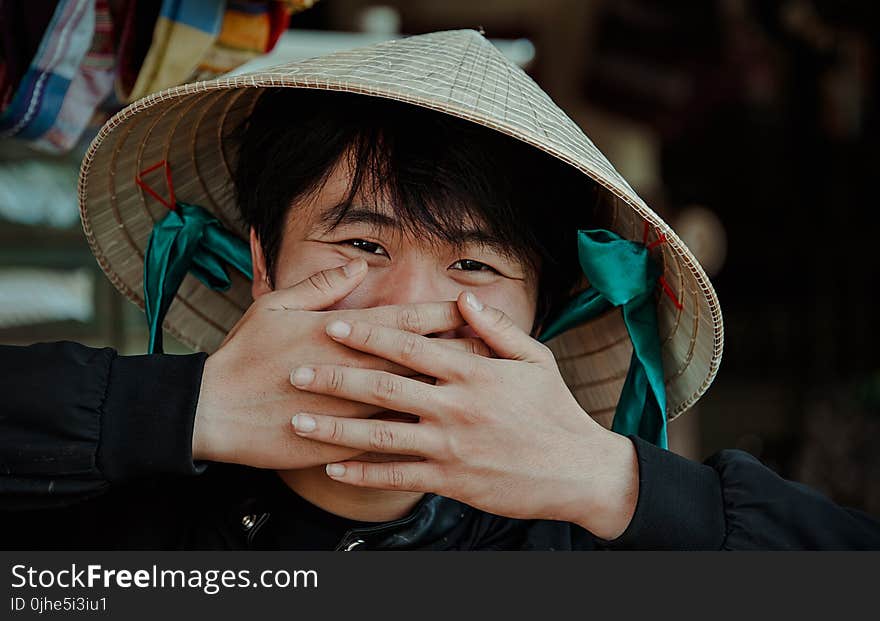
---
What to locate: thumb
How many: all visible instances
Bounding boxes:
[264,259,367,311]
[456,291,550,364]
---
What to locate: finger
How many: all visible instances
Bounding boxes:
[324,320,471,380]
[324,460,442,493]
[290,365,439,418]
[291,413,441,456]
[456,291,552,364]
[263,259,367,311]
[340,301,464,335]
[286,432,367,465]
[337,354,430,380]
[434,337,492,358]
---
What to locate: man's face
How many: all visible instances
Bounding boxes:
[249,154,539,334]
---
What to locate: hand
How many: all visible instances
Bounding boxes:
[193,259,490,471]
[287,290,640,540]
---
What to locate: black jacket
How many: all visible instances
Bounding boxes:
[2,341,879,550]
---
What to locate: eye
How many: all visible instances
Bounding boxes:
[345,239,388,256]
[450,259,499,274]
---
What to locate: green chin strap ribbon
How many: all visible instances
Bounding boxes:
[144,206,668,448]
[144,202,252,355]
[538,229,669,449]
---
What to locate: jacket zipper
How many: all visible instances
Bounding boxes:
[246,513,272,547]
[333,498,433,551]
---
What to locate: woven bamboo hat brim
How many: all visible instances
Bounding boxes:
[78,29,723,426]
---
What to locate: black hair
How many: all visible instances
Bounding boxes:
[230,88,602,335]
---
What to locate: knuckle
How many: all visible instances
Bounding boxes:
[387,465,407,489]
[372,374,399,403]
[397,307,423,334]
[468,360,492,383]
[466,338,491,357]
[444,302,460,327]
[444,389,479,424]
[452,348,489,377]
[492,309,514,331]
[327,367,345,393]
[443,433,463,461]
[400,334,422,360]
[307,270,335,293]
[452,339,478,356]
[358,324,375,349]
[369,424,395,451]
[329,419,346,443]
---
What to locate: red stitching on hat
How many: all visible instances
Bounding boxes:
[642,223,682,309]
[658,275,684,310]
[135,160,178,212]
[647,234,668,250]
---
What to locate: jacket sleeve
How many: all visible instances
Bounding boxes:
[0,341,208,511]
[598,436,880,550]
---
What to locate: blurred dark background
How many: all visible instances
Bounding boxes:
[2,0,878,515]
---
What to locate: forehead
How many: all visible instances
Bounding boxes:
[295,150,489,237]
[292,151,382,222]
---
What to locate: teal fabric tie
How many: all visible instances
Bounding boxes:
[144,202,253,354]
[539,229,669,449]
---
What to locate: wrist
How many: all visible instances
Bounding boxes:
[571,429,639,540]
[191,403,209,462]
[192,354,221,462]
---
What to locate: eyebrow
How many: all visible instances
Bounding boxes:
[318,204,398,232]
[316,203,519,258]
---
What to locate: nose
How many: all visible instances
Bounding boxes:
[369,257,458,307]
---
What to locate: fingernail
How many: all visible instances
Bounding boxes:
[343,258,366,277]
[465,291,483,311]
[326,464,346,477]
[291,367,315,387]
[326,320,352,339]
[292,414,316,432]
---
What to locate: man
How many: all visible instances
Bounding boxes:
[2,30,879,549]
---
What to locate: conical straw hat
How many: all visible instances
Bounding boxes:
[78,29,723,426]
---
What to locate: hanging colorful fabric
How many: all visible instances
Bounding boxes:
[33,0,115,153]
[0,1,58,114]
[0,0,94,142]
[113,0,163,102]
[539,229,674,449]
[191,1,315,81]
[126,0,225,102]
